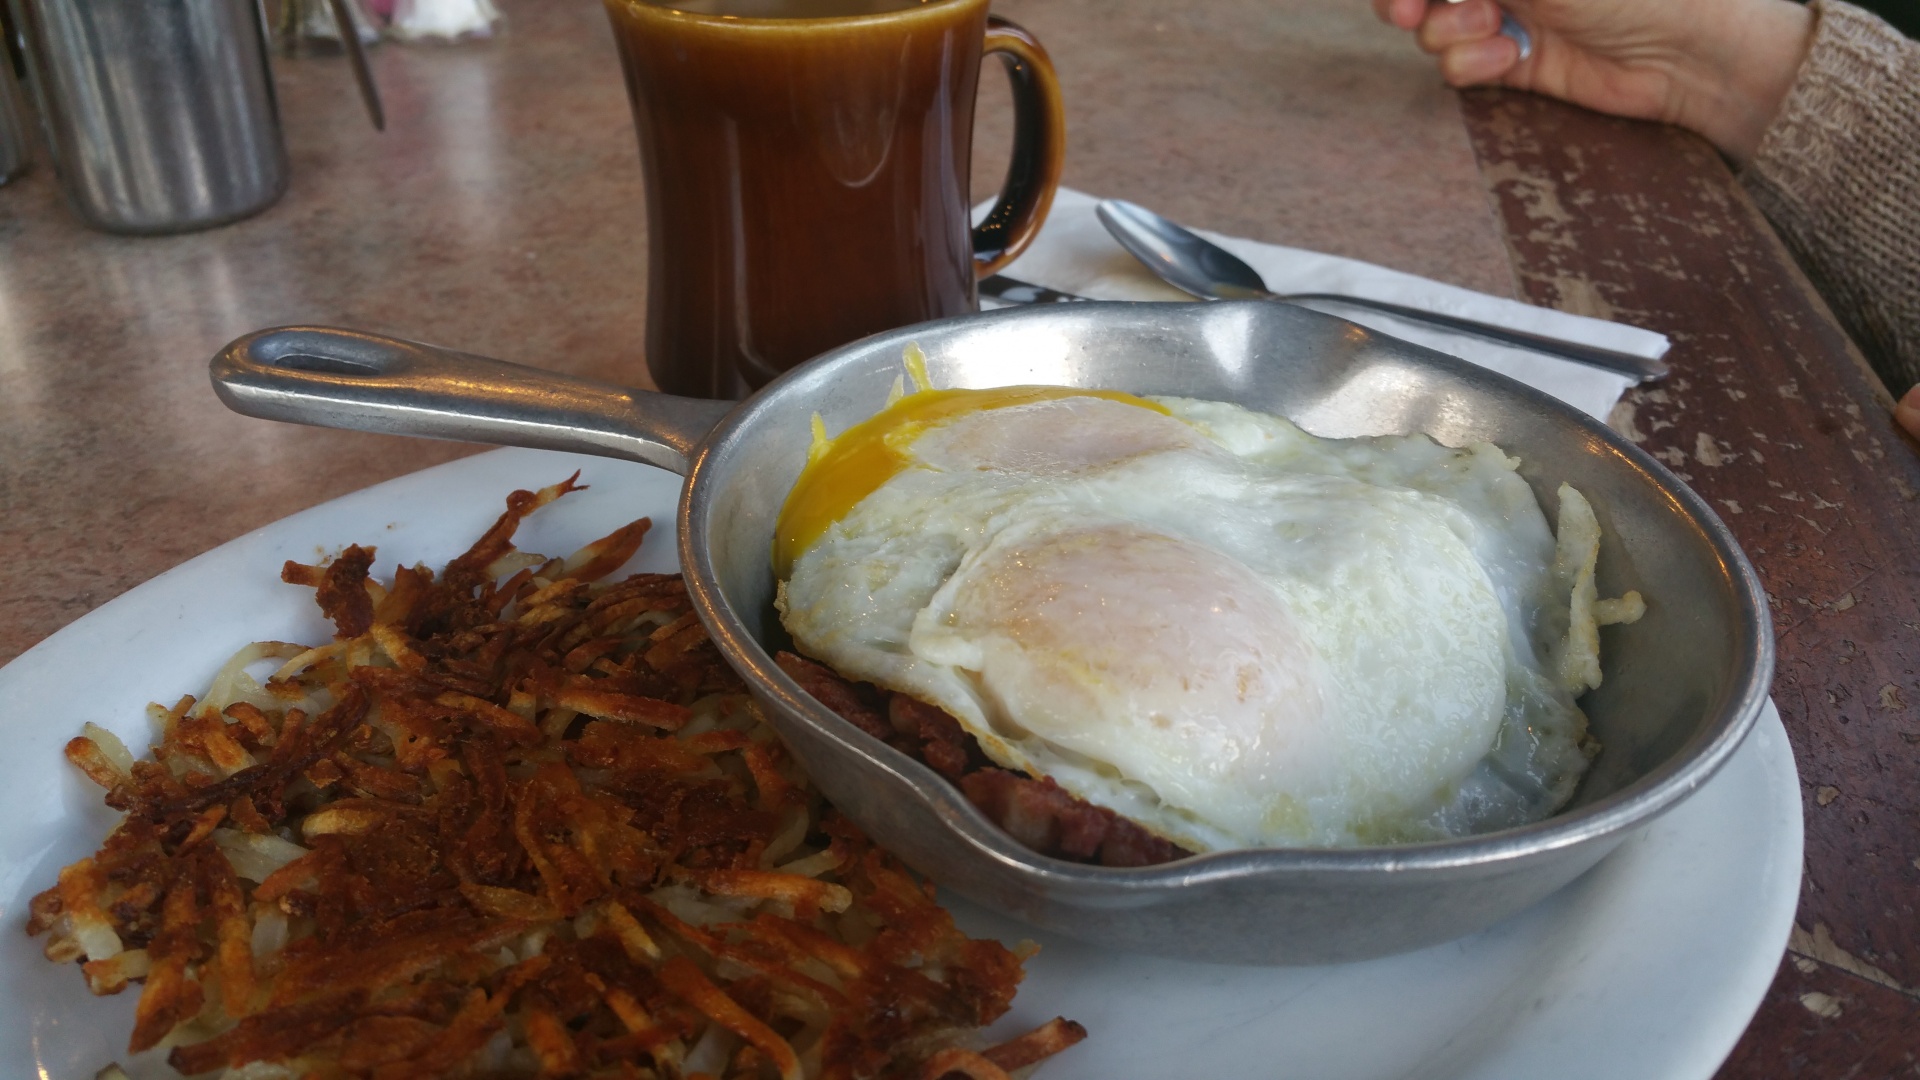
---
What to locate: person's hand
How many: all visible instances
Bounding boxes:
[1896,386,1920,441]
[1373,0,1815,163]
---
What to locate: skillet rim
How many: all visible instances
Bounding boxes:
[675,299,1775,886]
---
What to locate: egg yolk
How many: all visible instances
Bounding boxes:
[773,373,1167,578]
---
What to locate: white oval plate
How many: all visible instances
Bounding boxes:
[0,448,1801,1080]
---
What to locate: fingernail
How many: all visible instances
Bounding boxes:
[1894,386,1920,436]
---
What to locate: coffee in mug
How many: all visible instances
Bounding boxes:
[605,0,1065,398]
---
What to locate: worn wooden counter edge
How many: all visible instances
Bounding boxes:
[1459,87,1920,1074]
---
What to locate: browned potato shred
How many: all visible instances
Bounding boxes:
[28,476,1083,1079]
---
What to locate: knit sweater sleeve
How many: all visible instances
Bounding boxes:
[1739,0,1920,390]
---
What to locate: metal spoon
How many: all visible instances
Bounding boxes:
[1096,199,1668,383]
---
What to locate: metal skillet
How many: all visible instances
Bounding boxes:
[210,301,1773,965]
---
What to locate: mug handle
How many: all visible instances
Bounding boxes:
[971,15,1066,278]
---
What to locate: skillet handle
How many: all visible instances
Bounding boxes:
[210,326,735,475]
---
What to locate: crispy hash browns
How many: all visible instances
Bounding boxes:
[28,476,1084,1080]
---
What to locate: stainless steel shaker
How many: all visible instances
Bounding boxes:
[6,0,287,233]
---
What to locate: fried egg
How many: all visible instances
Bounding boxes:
[774,369,1637,851]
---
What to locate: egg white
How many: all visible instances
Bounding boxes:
[778,394,1607,850]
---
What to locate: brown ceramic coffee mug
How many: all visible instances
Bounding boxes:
[604,0,1065,398]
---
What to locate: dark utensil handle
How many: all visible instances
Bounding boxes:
[326,0,385,131]
[1281,292,1668,382]
[978,274,1089,304]
[209,326,734,473]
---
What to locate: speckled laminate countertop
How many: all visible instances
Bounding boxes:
[0,0,1513,666]
[4,0,1915,1072]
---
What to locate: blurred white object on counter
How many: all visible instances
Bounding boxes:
[390,0,503,39]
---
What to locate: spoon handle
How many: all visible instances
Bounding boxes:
[1276,292,1668,382]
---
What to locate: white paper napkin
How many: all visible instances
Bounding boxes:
[985,188,1670,421]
